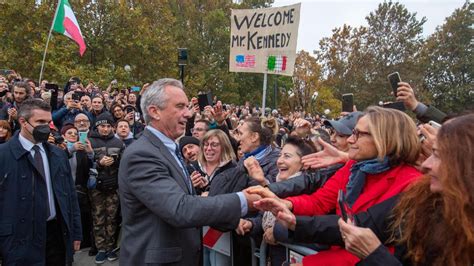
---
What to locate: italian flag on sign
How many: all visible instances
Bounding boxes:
[52,0,86,56]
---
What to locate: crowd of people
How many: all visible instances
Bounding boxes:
[0,71,472,266]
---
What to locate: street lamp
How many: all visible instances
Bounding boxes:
[178,48,188,85]
[311,91,319,113]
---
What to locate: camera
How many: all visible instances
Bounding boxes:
[72,91,84,102]
[51,131,64,144]
[125,105,135,114]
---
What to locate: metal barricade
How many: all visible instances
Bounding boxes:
[253,239,318,265]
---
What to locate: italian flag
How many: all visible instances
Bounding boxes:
[52,0,86,56]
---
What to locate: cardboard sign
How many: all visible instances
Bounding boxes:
[229,3,301,76]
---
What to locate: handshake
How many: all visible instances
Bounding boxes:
[239,185,297,235]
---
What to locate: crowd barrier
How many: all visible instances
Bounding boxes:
[202,227,318,266]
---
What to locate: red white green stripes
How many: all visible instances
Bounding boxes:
[52,0,86,56]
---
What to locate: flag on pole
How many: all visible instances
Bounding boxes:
[52,0,86,56]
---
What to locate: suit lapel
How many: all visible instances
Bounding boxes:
[143,129,192,194]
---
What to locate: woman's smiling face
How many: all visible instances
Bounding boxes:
[277,143,303,181]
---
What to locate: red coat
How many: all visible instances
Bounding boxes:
[286,160,421,266]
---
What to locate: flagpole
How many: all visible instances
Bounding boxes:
[39,0,61,85]
[261,72,268,117]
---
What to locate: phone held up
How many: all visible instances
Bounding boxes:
[342,93,354,113]
[79,132,87,144]
[387,72,401,97]
[419,120,441,143]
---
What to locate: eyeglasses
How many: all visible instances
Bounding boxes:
[75,119,90,124]
[203,142,220,149]
[66,131,78,136]
[351,129,371,141]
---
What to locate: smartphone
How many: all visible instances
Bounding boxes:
[342,93,353,113]
[45,83,59,92]
[338,190,353,222]
[79,132,87,144]
[72,91,84,102]
[198,92,213,111]
[131,86,140,92]
[387,72,401,97]
[428,120,441,129]
[125,105,135,114]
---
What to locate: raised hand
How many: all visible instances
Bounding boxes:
[301,138,349,169]
[245,185,277,199]
[396,82,419,111]
[244,157,267,186]
[253,197,293,218]
[419,123,439,159]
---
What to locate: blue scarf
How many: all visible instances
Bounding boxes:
[243,145,268,160]
[345,157,391,207]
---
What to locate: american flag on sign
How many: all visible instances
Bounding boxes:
[236,54,256,68]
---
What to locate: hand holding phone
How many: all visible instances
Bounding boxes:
[338,190,353,223]
[387,72,401,97]
[428,120,441,129]
[79,132,87,144]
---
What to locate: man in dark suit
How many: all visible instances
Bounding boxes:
[0,98,82,265]
[118,78,258,265]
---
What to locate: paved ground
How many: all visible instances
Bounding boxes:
[73,249,119,266]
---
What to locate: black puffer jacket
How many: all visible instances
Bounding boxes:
[208,146,280,196]
[89,130,125,191]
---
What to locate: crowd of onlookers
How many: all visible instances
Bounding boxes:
[0,70,472,266]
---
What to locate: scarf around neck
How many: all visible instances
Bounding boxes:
[243,145,271,160]
[345,157,391,207]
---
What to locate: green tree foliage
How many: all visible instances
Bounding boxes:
[316,2,426,108]
[0,0,275,105]
[1,0,470,113]
[420,2,473,113]
[280,50,340,115]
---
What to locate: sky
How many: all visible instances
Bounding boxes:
[272,0,466,53]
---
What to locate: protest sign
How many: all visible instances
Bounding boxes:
[229,3,301,76]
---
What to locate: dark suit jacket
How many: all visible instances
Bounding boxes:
[118,128,242,266]
[0,133,82,265]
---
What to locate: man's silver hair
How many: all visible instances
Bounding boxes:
[140,78,184,124]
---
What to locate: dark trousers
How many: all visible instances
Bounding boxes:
[46,219,66,266]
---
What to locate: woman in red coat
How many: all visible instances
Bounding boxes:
[249,106,422,265]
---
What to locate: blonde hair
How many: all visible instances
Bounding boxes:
[364,106,420,165]
[198,129,236,164]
